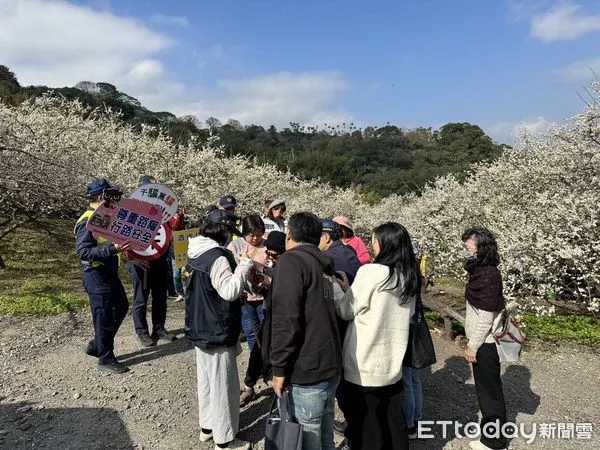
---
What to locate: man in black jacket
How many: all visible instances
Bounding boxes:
[267,212,342,450]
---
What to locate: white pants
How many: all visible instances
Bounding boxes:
[195,345,240,444]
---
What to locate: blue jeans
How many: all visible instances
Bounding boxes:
[171,258,184,296]
[241,301,264,351]
[288,375,340,450]
[402,365,423,428]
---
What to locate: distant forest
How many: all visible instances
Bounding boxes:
[0,65,508,199]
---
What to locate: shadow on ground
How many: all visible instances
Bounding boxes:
[117,328,193,367]
[0,401,133,449]
[410,355,541,448]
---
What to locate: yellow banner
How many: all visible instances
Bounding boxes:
[173,228,199,268]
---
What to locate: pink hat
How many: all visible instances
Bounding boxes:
[333,216,352,230]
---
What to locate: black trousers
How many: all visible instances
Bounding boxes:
[344,379,409,450]
[129,261,168,336]
[82,269,128,363]
[472,343,508,449]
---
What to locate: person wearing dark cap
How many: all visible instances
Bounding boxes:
[209,208,242,246]
[239,230,287,407]
[139,175,157,185]
[217,194,242,243]
[318,219,361,449]
[128,175,175,347]
[319,219,361,285]
[75,178,132,374]
[185,209,253,450]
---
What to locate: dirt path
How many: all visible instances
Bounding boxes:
[0,304,598,449]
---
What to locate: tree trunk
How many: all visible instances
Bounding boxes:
[0,216,37,242]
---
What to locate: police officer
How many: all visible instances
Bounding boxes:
[128,175,175,347]
[217,194,242,243]
[75,178,131,374]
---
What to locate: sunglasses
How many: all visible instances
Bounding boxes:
[266,250,280,258]
[273,205,286,212]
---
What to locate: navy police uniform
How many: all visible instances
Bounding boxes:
[75,179,129,366]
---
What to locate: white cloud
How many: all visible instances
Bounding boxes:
[507,0,551,22]
[531,2,600,42]
[553,57,600,81]
[150,14,189,27]
[487,116,555,144]
[173,72,352,128]
[0,0,352,129]
[0,0,174,97]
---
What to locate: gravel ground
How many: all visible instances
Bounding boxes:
[0,302,598,449]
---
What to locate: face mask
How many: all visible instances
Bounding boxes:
[462,249,475,260]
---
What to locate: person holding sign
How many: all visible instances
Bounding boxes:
[128,175,176,347]
[75,178,132,374]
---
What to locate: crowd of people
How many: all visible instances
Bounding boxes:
[75,177,510,450]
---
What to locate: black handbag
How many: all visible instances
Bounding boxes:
[403,293,437,369]
[265,391,303,450]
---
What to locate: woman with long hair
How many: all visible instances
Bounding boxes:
[335,222,419,450]
[462,227,507,450]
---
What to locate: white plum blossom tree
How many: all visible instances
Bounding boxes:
[2,82,600,315]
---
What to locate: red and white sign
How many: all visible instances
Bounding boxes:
[86,198,162,252]
[130,183,179,224]
[127,223,172,261]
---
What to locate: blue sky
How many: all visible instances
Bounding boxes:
[2,0,600,143]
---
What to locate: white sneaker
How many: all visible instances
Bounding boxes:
[469,440,506,450]
[215,438,250,450]
[174,295,185,302]
[200,430,213,442]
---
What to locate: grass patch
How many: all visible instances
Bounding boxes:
[520,313,600,347]
[424,308,600,348]
[0,219,87,315]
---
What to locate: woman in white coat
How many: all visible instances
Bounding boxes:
[336,222,419,450]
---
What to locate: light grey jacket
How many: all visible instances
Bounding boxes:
[465,302,504,351]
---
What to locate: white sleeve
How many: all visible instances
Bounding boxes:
[336,266,372,320]
[467,309,495,351]
[209,256,253,302]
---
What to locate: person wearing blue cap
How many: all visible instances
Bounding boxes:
[217,194,242,243]
[319,219,361,284]
[318,218,361,449]
[211,205,242,246]
[75,178,131,374]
